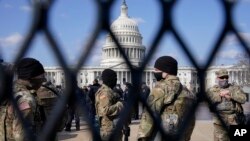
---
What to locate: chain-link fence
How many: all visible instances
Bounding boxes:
[1,0,250,141]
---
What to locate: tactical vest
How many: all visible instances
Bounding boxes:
[210,85,242,125]
[95,85,121,132]
[211,85,235,113]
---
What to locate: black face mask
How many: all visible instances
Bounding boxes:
[218,79,229,88]
[29,78,46,90]
[154,72,163,81]
[104,78,117,89]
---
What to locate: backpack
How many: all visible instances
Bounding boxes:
[160,84,183,135]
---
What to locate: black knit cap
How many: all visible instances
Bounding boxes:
[154,56,178,75]
[102,69,117,88]
[16,58,45,79]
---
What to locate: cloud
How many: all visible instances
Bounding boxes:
[0,33,23,47]
[239,23,247,29]
[88,53,102,65]
[223,33,250,46]
[4,4,13,8]
[20,5,32,12]
[242,0,250,3]
[218,49,240,59]
[132,17,146,24]
[59,13,68,18]
[85,39,104,65]
[64,38,104,66]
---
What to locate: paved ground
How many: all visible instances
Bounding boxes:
[57,103,250,141]
[58,120,214,141]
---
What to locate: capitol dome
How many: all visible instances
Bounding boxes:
[101,0,145,67]
[111,17,139,32]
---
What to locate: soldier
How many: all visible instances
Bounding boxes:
[95,69,123,141]
[88,79,101,124]
[0,58,46,141]
[141,82,150,110]
[65,86,90,131]
[36,81,67,132]
[207,68,247,141]
[137,56,196,141]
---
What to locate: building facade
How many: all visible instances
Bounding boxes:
[44,1,248,95]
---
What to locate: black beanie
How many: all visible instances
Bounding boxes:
[154,56,178,75]
[16,58,45,79]
[102,69,117,88]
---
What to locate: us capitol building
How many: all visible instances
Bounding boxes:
[44,1,249,93]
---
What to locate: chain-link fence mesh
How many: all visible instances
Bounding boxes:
[1,0,250,141]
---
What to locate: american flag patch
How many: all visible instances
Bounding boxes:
[100,94,107,100]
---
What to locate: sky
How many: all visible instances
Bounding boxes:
[0,0,250,67]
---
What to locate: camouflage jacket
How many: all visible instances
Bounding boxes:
[95,84,123,133]
[36,81,67,132]
[0,80,39,141]
[138,75,196,140]
[207,84,247,125]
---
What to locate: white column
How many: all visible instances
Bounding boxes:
[229,71,232,82]
[111,48,113,58]
[135,49,137,58]
[138,49,140,59]
[107,49,108,58]
[238,71,240,84]
[134,48,136,58]
[132,48,134,58]
[245,71,247,83]
[104,50,106,58]
[118,71,121,84]
[130,48,132,58]
[126,71,128,83]
[240,71,242,84]
[137,49,139,58]
[111,48,114,58]
[122,71,124,83]
[232,71,234,83]
[236,71,238,84]
[139,49,141,59]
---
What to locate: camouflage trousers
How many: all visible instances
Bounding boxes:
[213,123,230,141]
[100,130,122,141]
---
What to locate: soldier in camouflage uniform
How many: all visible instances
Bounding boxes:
[207,68,247,141]
[138,56,196,141]
[36,81,67,132]
[95,69,123,141]
[0,58,46,141]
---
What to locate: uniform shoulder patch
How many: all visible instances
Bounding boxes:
[18,102,30,111]
[99,92,107,100]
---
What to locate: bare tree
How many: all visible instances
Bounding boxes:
[236,52,250,85]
